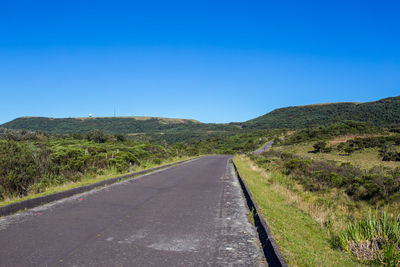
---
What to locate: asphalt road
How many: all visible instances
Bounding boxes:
[0,155,265,266]
[253,141,274,154]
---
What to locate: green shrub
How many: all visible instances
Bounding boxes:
[312,141,332,153]
[0,141,41,197]
[285,158,311,175]
[86,129,107,143]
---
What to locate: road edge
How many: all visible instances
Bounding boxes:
[231,159,288,267]
[0,158,199,217]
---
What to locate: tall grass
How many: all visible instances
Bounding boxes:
[339,210,400,265]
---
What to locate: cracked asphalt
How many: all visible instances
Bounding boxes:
[0,155,266,266]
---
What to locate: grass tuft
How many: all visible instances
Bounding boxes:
[339,209,400,265]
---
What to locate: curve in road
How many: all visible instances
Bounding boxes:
[253,141,274,154]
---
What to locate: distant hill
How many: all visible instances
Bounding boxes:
[1,116,239,134]
[2,96,399,134]
[241,96,400,129]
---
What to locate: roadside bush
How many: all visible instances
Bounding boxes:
[0,133,197,200]
[0,141,42,198]
[50,148,88,175]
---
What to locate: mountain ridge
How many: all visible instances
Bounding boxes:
[0,116,237,134]
[241,96,400,129]
[2,96,399,134]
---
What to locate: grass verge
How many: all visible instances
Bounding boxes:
[0,156,194,208]
[233,155,359,266]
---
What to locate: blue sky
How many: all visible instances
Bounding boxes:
[1,0,399,124]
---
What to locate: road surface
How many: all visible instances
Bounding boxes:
[0,155,265,266]
[253,141,274,154]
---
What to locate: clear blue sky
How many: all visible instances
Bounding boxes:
[1,0,399,124]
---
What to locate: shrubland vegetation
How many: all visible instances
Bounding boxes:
[256,149,400,204]
[0,128,186,201]
[244,121,400,265]
[281,121,382,145]
[0,127,282,203]
[142,129,286,154]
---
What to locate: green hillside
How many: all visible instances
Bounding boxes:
[2,96,399,134]
[1,116,239,134]
[242,96,400,129]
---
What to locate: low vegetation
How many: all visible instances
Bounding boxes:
[257,149,400,204]
[234,156,359,266]
[0,129,190,202]
[241,123,400,265]
[0,128,283,205]
[152,129,286,154]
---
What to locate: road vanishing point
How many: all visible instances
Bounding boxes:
[0,156,266,266]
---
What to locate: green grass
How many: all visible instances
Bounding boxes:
[234,155,359,266]
[0,156,194,208]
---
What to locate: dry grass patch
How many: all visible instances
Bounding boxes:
[329,134,385,145]
[274,143,399,170]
